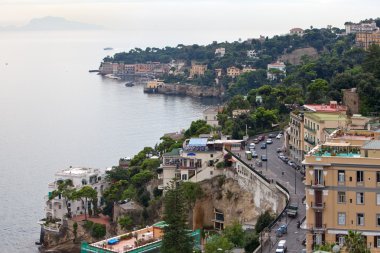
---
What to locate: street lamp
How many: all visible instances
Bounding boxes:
[265,146,268,171]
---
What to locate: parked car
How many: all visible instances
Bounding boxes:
[268,133,275,138]
[266,138,273,144]
[252,151,258,158]
[249,143,255,149]
[287,203,299,218]
[261,155,268,161]
[277,148,282,153]
[276,240,287,253]
[278,152,285,157]
[260,143,267,149]
[277,224,287,235]
[276,134,283,139]
[288,160,295,167]
[282,157,289,163]
[257,135,264,141]
[253,138,259,144]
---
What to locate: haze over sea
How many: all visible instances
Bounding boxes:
[0,30,229,252]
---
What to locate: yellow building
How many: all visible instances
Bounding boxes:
[227,66,241,78]
[356,31,380,50]
[189,64,207,78]
[304,129,380,252]
[303,112,348,153]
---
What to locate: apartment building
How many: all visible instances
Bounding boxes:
[44,167,108,220]
[288,111,304,166]
[345,21,379,34]
[304,129,380,252]
[157,138,243,190]
[356,30,380,50]
[303,112,348,153]
[227,66,242,78]
[290,28,304,36]
[267,62,286,80]
[215,47,226,57]
[203,107,221,127]
[189,64,207,78]
[247,50,258,58]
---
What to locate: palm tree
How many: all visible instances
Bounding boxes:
[345,230,370,253]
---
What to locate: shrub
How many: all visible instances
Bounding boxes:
[91,223,106,238]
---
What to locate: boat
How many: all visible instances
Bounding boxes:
[125,82,134,87]
[103,47,113,50]
[88,69,100,73]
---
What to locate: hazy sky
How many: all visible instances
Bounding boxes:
[1,0,380,36]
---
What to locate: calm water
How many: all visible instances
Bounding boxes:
[0,31,219,252]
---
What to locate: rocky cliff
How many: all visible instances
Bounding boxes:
[156,83,223,97]
[193,175,286,230]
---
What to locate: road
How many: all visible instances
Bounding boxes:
[234,133,306,253]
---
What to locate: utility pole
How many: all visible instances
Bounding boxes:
[295,166,297,194]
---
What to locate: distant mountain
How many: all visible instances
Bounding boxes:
[0,16,102,31]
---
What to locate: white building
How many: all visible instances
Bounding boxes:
[203,107,220,127]
[157,139,243,190]
[345,21,379,34]
[267,61,286,80]
[247,50,258,58]
[44,167,108,220]
[215,47,226,57]
[289,28,304,36]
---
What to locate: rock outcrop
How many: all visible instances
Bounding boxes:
[156,83,223,97]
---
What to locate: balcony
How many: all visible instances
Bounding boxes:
[310,180,325,188]
[307,223,326,232]
[311,202,325,210]
[304,137,316,146]
[304,125,317,133]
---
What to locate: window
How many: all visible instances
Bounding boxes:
[357,171,364,183]
[377,214,380,226]
[181,174,187,181]
[338,236,345,246]
[338,170,345,183]
[377,171,380,183]
[338,192,346,203]
[377,194,380,205]
[356,192,364,204]
[338,213,346,225]
[376,236,380,248]
[357,213,364,226]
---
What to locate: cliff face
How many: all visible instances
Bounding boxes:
[157,83,223,97]
[193,175,286,230]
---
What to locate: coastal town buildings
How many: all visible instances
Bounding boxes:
[290,28,304,36]
[215,68,223,78]
[99,62,169,77]
[44,167,108,220]
[189,64,207,78]
[267,61,286,80]
[342,88,360,115]
[227,66,242,78]
[215,47,226,57]
[345,21,379,34]
[356,30,380,50]
[288,111,305,167]
[304,129,380,252]
[242,67,256,73]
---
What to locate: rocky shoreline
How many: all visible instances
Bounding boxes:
[151,83,224,98]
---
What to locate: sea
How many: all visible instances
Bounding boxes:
[0,30,223,252]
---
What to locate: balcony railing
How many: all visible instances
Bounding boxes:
[307,223,326,231]
[311,202,325,210]
[310,180,325,188]
[304,125,317,133]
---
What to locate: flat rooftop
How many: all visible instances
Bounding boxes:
[304,112,347,122]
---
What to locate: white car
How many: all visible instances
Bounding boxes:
[276,134,283,139]
[276,240,287,253]
[249,143,255,149]
[266,138,273,144]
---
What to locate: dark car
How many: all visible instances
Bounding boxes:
[261,143,267,149]
[282,157,289,163]
[257,135,264,141]
[253,138,260,144]
[261,155,268,161]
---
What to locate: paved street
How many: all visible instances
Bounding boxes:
[234,133,306,253]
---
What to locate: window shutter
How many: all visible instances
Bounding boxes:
[375,236,378,248]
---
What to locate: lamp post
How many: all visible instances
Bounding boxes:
[265,146,268,171]
[295,162,297,194]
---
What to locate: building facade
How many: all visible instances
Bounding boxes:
[356,30,380,50]
[215,47,226,57]
[290,28,304,36]
[304,130,380,252]
[227,66,242,78]
[345,21,379,34]
[189,64,207,78]
[342,88,360,115]
[267,62,286,80]
[203,107,220,127]
[44,167,108,220]
[288,111,304,167]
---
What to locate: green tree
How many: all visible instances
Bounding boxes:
[184,120,212,138]
[49,179,75,218]
[73,222,78,243]
[307,78,329,103]
[362,44,380,79]
[119,215,134,231]
[255,210,275,233]
[161,181,192,253]
[73,186,98,220]
[223,220,245,247]
[205,235,233,253]
[344,230,370,253]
